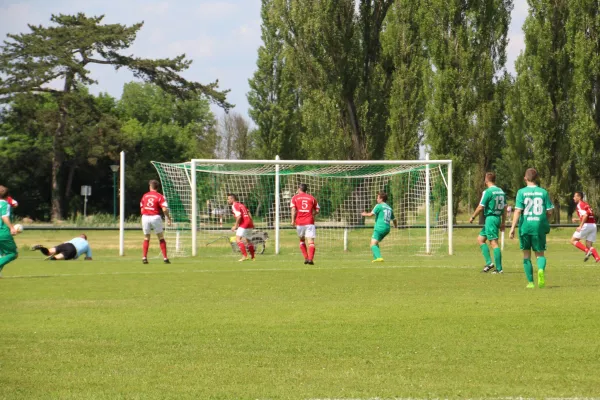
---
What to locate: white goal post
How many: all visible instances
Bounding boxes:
[151,157,453,258]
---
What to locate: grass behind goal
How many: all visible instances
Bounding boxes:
[1,228,599,399]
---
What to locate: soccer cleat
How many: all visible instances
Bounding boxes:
[142,258,149,264]
[163,259,171,264]
[251,257,256,262]
[584,248,594,262]
[31,245,43,251]
[304,259,309,265]
[538,269,545,288]
[307,260,314,265]
[238,256,249,262]
[372,258,384,263]
[481,263,495,273]
[526,282,535,289]
[492,270,503,274]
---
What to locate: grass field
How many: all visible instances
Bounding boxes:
[1,228,600,399]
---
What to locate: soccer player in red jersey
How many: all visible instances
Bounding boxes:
[227,193,256,261]
[6,196,18,209]
[290,183,320,265]
[140,180,172,264]
[570,191,600,262]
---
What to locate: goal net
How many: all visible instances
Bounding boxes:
[151,159,452,258]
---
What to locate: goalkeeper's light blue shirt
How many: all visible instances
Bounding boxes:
[67,237,92,259]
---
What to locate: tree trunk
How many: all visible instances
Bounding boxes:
[344,97,366,159]
[51,73,74,221]
[64,163,77,213]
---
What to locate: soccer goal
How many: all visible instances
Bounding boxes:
[151,157,453,258]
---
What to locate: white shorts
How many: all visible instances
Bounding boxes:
[236,227,253,239]
[142,215,164,235]
[573,223,597,242]
[296,224,316,239]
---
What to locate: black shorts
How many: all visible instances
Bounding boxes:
[55,243,77,260]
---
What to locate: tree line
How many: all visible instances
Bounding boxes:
[2,2,600,222]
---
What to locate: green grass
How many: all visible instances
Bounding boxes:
[1,228,600,399]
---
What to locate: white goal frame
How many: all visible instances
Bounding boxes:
[188,156,453,257]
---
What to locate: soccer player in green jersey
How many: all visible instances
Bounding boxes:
[361,191,398,262]
[469,172,506,273]
[0,185,19,277]
[509,168,554,289]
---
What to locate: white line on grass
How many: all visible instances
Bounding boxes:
[4,263,479,279]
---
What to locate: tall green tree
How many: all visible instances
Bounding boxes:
[248,0,303,160]
[0,13,231,220]
[422,0,512,216]
[505,0,573,221]
[275,0,394,159]
[381,0,428,160]
[567,0,600,211]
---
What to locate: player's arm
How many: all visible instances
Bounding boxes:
[162,206,172,225]
[392,218,398,229]
[509,208,521,239]
[313,201,320,216]
[85,247,92,260]
[577,213,588,231]
[362,211,374,217]
[232,214,242,231]
[2,215,17,235]
[291,204,297,226]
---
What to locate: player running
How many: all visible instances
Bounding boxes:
[140,180,171,264]
[509,168,554,289]
[570,191,600,262]
[290,183,320,265]
[0,186,19,277]
[227,193,256,261]
[469,172,506,273]
[362,191,398,262]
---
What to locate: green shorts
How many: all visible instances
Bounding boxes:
[479,215,501,241]
[519,234,547,252]
[372,229,390,242]
[0,233,17,256]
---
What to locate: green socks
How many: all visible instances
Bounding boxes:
[523,259,534,282]
[537,256,546,271]
[480,244,492,265]
[493,248,502,271]
[371,245,381,260]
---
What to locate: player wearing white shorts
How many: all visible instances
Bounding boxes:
[290,183,320,265]
[227,193,256,261]
[570,191,600,262]
[140,180,171,264]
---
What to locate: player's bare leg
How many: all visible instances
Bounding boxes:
[142,234,151,264]
[584,239,600,262]
[157,232,170,264]
[236,235,249,261]
[478,235,494,272]
[307,238,315,265]
[299,237,309,264]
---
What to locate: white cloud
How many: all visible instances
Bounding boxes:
[142,2,170,15]
[168,36,216,58]
[195,1,238,20]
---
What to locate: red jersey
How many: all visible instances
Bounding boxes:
[231,202,254,229]
[577,201,596,224]
[140,191,168,216]
[6,196,18,208]
[290,193,319,225]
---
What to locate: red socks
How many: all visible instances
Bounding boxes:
[574,241,588,252]
[308,243,315,261]
[237,241,248,257]
[159,239,168,259]
[593,248,600,260]
[143,240,150,258]
[247,243,255,258]
[300,242,309,259]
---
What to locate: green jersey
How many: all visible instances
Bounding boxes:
[479,185,506,217]
[0,200,10,235]
[372,202,395,232]
[515,185,554,236]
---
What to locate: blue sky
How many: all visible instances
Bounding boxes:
[0,0,528,120]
